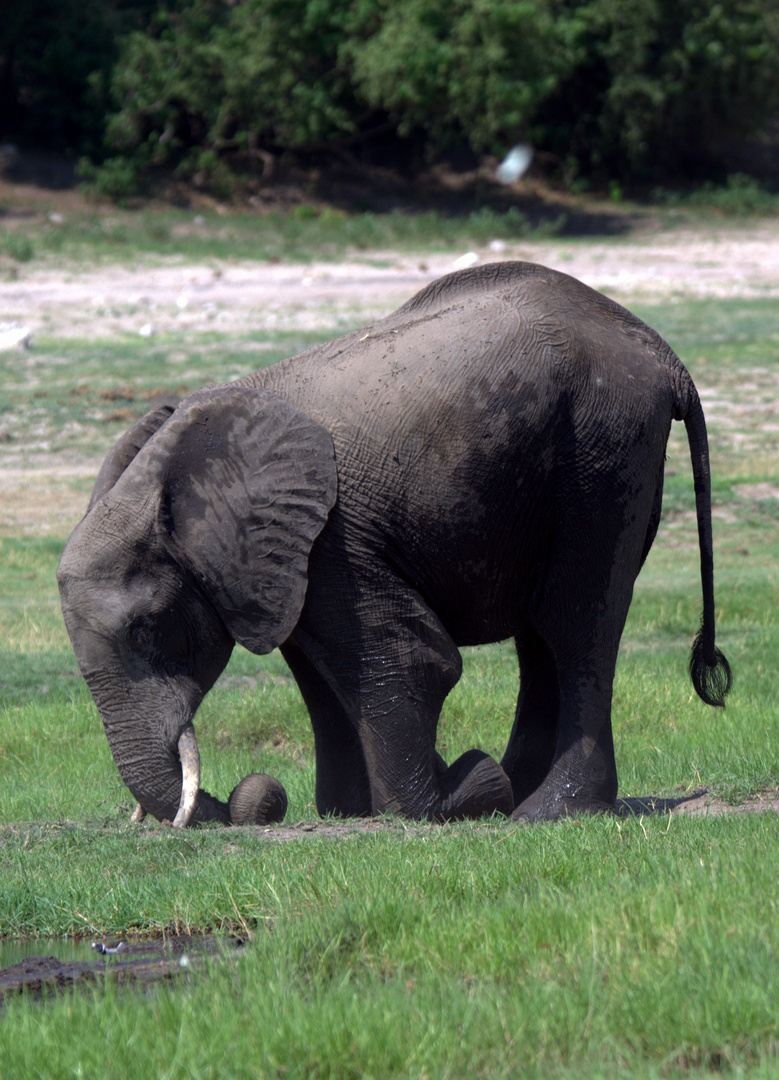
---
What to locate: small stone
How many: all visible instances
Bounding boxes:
[0,323,33,350]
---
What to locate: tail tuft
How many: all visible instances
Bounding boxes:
[689,627,732,708]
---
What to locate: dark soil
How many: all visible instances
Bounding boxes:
[0,934,246,1002]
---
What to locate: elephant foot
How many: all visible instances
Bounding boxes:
[228,773,288,825]
[512,784,616,824]
[436,749,515,821]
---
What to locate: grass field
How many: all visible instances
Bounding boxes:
[0,218,778,1078]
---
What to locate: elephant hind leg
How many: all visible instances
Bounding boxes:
[298,572,513,821]
[501,624,560,806]
[511,662,619,822]
[509,448,663,821]
[509,591,627,822]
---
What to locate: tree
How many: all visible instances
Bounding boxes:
[536,0,779,182]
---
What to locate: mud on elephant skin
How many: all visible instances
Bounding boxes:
[57,261,731,827]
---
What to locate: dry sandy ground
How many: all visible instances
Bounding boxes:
[2,220,779,344]
[2,215,778,536]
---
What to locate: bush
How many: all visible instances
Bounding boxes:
[24,0,779,193]
[84,0,579,187]
[0,0,158,153]
[95,0,366,191]
[344,0,569,155]
[0,231,34,262]
[535,0,779,182]
[655,173,779,215]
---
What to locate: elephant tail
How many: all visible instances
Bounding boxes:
[682,386,732,707]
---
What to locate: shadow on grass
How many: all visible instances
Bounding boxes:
[616,788,779,817]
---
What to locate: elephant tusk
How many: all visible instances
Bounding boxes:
[130,802,147,823]
[172,723,200,828]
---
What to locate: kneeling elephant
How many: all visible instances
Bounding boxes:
[57,262,731,827]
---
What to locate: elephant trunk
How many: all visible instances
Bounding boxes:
[96,687,231,827]
[99,694,289,828]
[128,726,207,827]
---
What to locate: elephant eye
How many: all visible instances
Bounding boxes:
[127,620,154,651]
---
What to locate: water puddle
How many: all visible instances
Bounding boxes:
[0,934,245,1000]
[0,937,98,967]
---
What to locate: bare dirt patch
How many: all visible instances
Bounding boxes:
[734,482,779,502]
[225,787,779,842]
[3,221,779,343]
[615,788,779,818]
[3,216,779,536]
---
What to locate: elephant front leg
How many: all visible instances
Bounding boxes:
[433,748,515,821]
[362,714,514,822]
[297,550,513,822]
[281,640,373,818]
[346,596,513,821]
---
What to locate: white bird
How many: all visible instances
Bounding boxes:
[496,144,533,185]
[92,940,125,955]
[453,252,479,270]
[0,323,33,351]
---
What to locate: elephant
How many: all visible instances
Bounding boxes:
[57,261,731,828]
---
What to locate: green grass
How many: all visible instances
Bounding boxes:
[2,204,564,269]
[2,818,779,1077]
[0,331,331,464]
[1,289,778,1078]
[654,174,779,218]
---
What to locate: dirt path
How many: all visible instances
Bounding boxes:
[2,217,778,540]
[2,221,779,344]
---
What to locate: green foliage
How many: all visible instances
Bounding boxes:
[345,0,566,154]
[0,231,34,262]
[655,173,779,216]
[79,0,779,194]
[0,1,158,152]
[95,0,365,192]
[92,0,570,181]
[536,0,779,181]
[7,203,561,272]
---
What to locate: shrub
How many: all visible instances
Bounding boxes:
[535,0,779,182]
[0,0,157,154]
[76,0,779,193]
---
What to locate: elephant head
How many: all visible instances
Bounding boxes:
[57,385,337,827]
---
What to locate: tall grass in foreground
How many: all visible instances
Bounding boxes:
[2,817,779,1078]
[0,292,777,1078]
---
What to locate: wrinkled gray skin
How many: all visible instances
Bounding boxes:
[58,262,731,828]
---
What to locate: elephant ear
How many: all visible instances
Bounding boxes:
[151,385,337,655]
[89,396,180,509]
